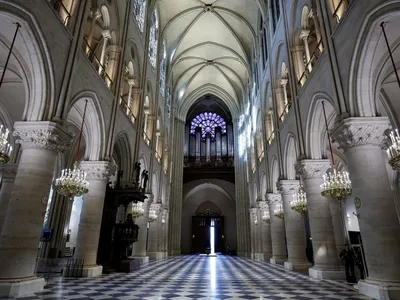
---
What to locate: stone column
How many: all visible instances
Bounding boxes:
[98,29,111,75]
[0,164,17,234]
[329,199,346,263]
[296,159,343,280]
[331,117,400,299]
[126,79,135,114]
[86,8,102,52]
[249,207,258,259]
[132,194,151,264]
[267,193,287,264]
[277,180,310,271]
[281,78,289,112]
[258,200,273,261]
[300,30,312,72]
[292,45,306,85]
[0,121,70,297]
[74,161,115,277]
[308,9,323,51]
[162,207,169,258]
[147,202,163,260]
[275,87,285,122]
[105,45,120,85]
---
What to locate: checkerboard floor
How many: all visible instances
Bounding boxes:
[2,255,373,300]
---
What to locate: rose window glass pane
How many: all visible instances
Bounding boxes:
[133,0,146,33]
[190,112,226,139]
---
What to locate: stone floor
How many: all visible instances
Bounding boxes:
[2,255,372,300]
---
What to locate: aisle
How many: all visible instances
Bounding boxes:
[3,255,372,300]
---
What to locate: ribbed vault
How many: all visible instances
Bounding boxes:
[156,0,263,117]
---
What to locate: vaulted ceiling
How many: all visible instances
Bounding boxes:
[157,0,263,118]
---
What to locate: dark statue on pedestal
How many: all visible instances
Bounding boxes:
[97,161,147,273]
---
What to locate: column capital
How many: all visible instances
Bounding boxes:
[257,200,269,211]
[80,161,116,181]
[101,29,111,39]
[280,78,288,86]
[249,207,257,215]
[308,8,318,19]
[266,193,282,204]
[300,29,310,40]
[13,121,71,153]
[127,78,136,86]
[150,202,163,212]
[277,180,300,195]
[330,117,390,150]
[90,8,102,20]
[295,159,330,180]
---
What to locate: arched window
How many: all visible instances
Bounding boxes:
[133,0,146,33]
[148,10,159,69]
[159,43,166,97]
[167,87,171,118]
[190,112,226,140]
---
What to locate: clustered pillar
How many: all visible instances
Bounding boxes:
[267,193,287,264]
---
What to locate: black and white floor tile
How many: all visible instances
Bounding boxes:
[2,255,372,300]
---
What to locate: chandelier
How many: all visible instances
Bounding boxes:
[387,129,400,169]
[148,208,158,223]
[291,182,307,214]
[131,202,144,219]
[54,100,89,199]
[262,210,270,223]
[274,204,284,220]
[319,101,352,201]
[380,22,400,169]
[0,125,12,164]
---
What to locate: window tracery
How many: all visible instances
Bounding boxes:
[133,0,146,33]
[160,43,166,97]
[190,112,226,139]
[148,10,159,69]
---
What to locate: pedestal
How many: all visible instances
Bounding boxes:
[74,161,115,277]
[296,160,342,279]
[0,277,45,297]
[267,193,287,265]
[331,117,400,298]
[277,180,311,272]
[0,122,71,297]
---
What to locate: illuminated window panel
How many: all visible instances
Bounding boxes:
[132,0,146,33]
[190,112,226,139]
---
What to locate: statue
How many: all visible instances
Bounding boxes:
[142,170,149,192]
[134,162,141,185]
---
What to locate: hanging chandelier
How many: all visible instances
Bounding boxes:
[262,210,270,223]
[319,101,352,201]
[274,204,284,220]
[0,125,12,164]
[148,208,158,223]
[387,127,400,169]
[131,202,144,219]
[291,182,307,214]
[54,100,89,199]
[380,22,400,169]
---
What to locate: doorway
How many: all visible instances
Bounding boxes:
[191,216,224,254]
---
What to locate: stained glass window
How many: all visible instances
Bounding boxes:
[133,0,146,33]
[159,43,166,97]
[167,87,171,118]
[148,10,159,69]
[190,112,226,139]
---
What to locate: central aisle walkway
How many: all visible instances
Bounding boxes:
[8,256,371,300]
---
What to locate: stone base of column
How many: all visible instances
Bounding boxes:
[253,253,264,261]
[358,279,400,300]
[263,253,273,261]
[270,256,286,265]
[237,251,248,257]
[169,250,181,256]
[131,256,149,267]
[284,261,311,272]
[0,277,45,297]
[148,252,166,260]
[80,265,103,277]
[309,267,345,280]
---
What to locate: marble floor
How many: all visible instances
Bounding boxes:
[2,255,372,300]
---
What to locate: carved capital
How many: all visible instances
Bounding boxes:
[13,121,71,153]
[331,117,390,150]
[266,193,282,204]
[249,207,257,216]
[257,200,269,211]
[150,203,163,212]
[80,161,116,181]
[101,29,111,39]
[90,8,102,20]
[277,180,300,195]
[295,159,330,180]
